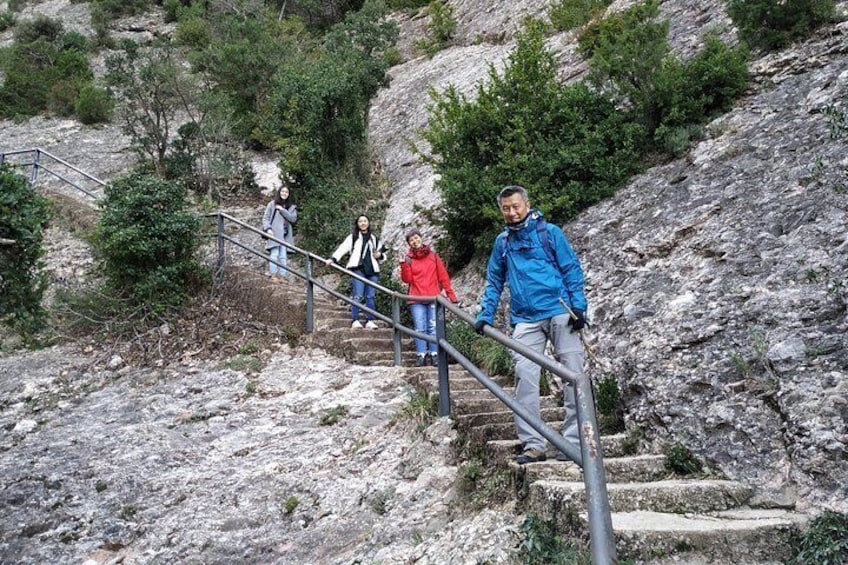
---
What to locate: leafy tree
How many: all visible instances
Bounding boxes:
[726,0,836,52]
[91,170,203,308]
[422,20,645,268]
[549,0,613,33]
[0,163,50,338]
[105,42,198,175]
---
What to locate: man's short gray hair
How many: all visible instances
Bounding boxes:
[498,185,529,204]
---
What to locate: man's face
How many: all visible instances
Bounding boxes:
[500,193,530,224]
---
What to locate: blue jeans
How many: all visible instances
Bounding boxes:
[410,302,436,355]
[351,270,379,321]
[268,246,287,277]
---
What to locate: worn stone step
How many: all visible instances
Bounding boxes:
[486,434,639,461]
[456,406,564,428]
[415,374,514,394]
[529,479,753,518]
[452,394,558,415]
[473,420,568,443]
[517,454,668,484]
[604,509,809,563]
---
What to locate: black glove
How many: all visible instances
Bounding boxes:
[568,309,587,331]
[474,319,489,336]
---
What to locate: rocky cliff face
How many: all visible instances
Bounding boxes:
[370,0,848,513]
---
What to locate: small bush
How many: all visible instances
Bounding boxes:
[0,11,17,32]
[14,14,63,43]
[726,0,836,52]
[595,373,625,433]
[91,170,203,309]
[549,0,612,32]
[283,496,299,515]
[319,405,349,426]
[0,163,50,338]
[75,84,114,124]
[175,16,210,48]
[790,510,848,564]
[47,79,83,117]
[390,390,438,432]
[515,514,590,565]
[663,442,703,476]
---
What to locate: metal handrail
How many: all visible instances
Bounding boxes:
[0,147,106,199]
[209,210,616,563]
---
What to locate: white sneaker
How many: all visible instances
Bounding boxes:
[351,320,363,329]
[364,320,379,330]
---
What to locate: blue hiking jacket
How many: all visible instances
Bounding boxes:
[477,211,587,326]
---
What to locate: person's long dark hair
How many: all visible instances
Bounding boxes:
[351,214,371,243]
[274,186,294,208]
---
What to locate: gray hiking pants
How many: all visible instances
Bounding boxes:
[511,313,584,452]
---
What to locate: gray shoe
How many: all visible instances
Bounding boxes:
[516,448,547,465]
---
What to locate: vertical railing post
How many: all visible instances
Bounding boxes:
[31,149,40,184]
[575,375,617,564]
[215,213,225,284]
[392,296,402,366]
[434,300,451,417]
[305,256,314,334]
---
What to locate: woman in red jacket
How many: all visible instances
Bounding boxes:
[400,229,458,366]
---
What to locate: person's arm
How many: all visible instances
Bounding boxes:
[261,202,275,232]
[477,236,506,326]
[399,255,413,284]
[374,236,387,262]
[550,226,587,311]
[280,204,297,224]
[435,254,458,302]
[329,234,353,264]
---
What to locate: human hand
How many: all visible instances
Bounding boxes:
[474,319,489,336]
[568,309,587,331]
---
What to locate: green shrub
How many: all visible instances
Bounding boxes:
[61,31,89,52]
[790,510,848,564]
[319,405,349,426]
[726,0,836,52]
[75,84,114,124]
[91,170,203,308]
[663,442,703,476]
[516,514,590,565]
[595,373,625,433]
[0,163,50,338]
[415,0,456,57]
[549,0,612,32]
[0,11,17,32]
[423,20,645,268]
[175,16,210,48]
[0,32,93,118]
[13,14,63,43]
[47,80,83,117]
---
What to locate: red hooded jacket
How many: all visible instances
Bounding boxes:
[400,246,458,304]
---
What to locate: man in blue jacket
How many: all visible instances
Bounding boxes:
[475,185,587,464]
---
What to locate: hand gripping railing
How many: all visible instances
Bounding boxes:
[0,147,106,199]
[209,211,617,563]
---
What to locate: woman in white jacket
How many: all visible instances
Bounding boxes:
[326,215,386,329]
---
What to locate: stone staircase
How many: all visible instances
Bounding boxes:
[274,273,810,564]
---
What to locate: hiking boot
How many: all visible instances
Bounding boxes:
[556,451,571,462]
[415,355,426,367]
[516,448,547,465]
[351,320,363,329]
[364,320,379,330]
[426,353,436,367]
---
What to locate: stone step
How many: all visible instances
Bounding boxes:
[451,394,558,415]
[529,479,753,518]
[456,406,564,428]
[517,454,668,484]
[414,374,514,394]
[473,420,568,443]
[601,509,808,563]
[486,434,637,461]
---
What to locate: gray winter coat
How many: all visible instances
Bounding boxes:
[262,201,297,250]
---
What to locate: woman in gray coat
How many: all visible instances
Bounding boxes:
[262,186,297,278]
